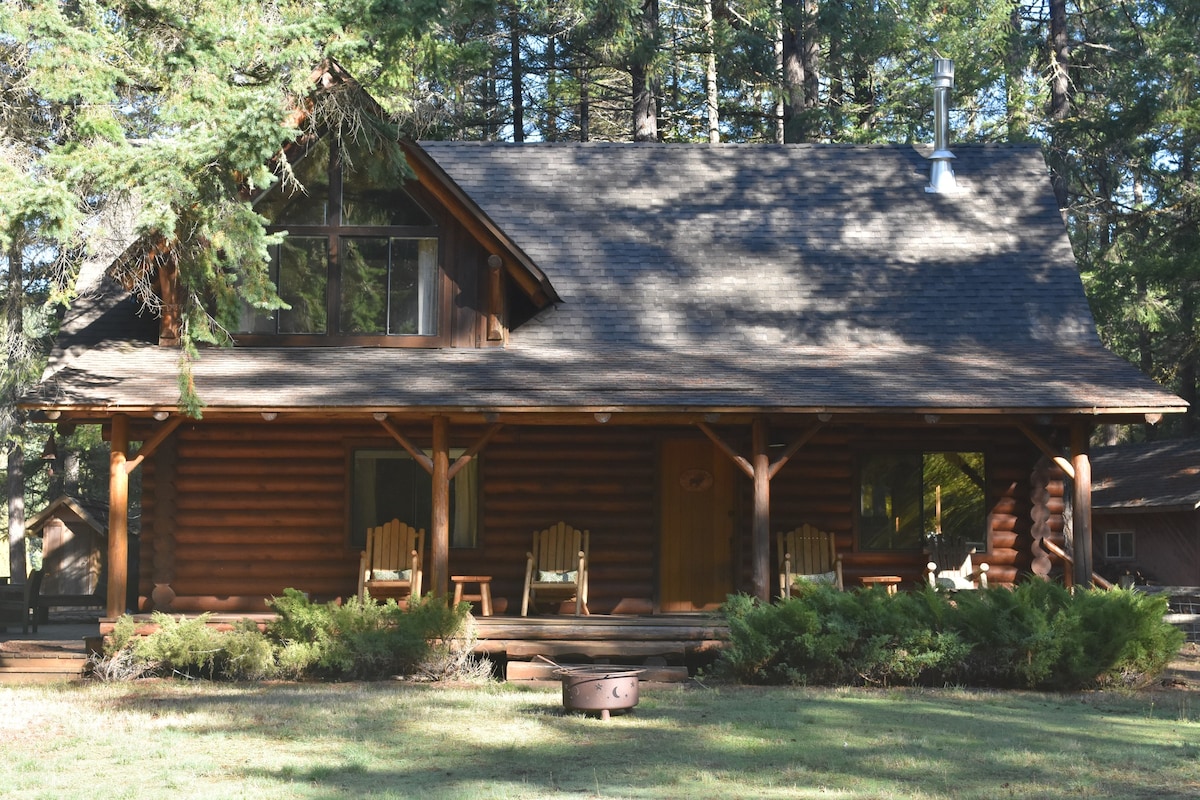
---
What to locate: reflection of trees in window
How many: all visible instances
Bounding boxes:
[340,238,438,335]
[255,139,330,225]
[239,134,438,338]
[240,237,328,334]
[859,452,985,551]
[277,237,328,333]
[351,449,478,549]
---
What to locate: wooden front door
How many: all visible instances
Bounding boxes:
[659,438,735,612]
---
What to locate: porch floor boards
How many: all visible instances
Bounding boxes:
[0,614,730,684]
[473,614,729,682]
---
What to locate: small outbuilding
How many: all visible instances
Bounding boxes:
[24,496,109,606]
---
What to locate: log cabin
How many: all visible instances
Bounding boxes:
[21,61,1188,637]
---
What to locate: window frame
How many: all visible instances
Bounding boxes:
[1104,529,1135,561]
[236,139,450,347]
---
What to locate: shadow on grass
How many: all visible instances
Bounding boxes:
[99,681,1199,799]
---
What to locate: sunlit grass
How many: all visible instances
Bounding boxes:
[0,680,1196,799]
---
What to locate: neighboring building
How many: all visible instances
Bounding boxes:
[21,64,1187,620]
[1092,439,1200,588]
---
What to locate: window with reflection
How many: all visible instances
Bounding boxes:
[350,448,478,549]
[238,136,440,341]
[858,451,986,551]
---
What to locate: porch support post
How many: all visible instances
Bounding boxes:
[431,415,451,599]
[1070,424,1093,587]
[106,414,130,619]
[751,417,771,603]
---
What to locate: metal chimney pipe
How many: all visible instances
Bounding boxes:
[926,58,958,194]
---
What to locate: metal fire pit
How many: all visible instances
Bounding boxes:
[555,666,645,720]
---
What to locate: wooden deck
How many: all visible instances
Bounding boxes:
[0,622,97,684]
[0,613,729,684]
[473,613,728,680]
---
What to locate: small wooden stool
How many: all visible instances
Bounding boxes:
[451,575,493,616]
[859,575,903,595]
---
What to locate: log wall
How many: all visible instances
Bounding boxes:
[138,418,1045,614]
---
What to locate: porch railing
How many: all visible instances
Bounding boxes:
[1039,538,1114,590]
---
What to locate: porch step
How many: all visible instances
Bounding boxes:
[505,660,690,682]
[0,651,89,684]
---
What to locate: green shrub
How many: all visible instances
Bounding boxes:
[131,613,225,678]
[94,588,481,683]
[1056,588,1184,689]
[217,620,278,681]
[265,590,476,681]
[718,581,1184,690]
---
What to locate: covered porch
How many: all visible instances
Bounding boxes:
[78,406,1155,625]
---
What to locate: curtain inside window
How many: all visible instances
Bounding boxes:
[417,238,438,336]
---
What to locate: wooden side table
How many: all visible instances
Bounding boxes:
[859,575,903,595]
[451,575,493,616]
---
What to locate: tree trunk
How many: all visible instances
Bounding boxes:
[1048,0,1071,209]
[631,0,659,142]
[510,4,524,142]
[781,0,819,143]
[5,235,26,581]
[1005,0,1027,140]
[7,446,25,581]
[579,67,590,142]
[704,0,719,143]
[773,0,785,143]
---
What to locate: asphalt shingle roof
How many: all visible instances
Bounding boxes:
[1093,439,1200,511]
[28,142,1186,415]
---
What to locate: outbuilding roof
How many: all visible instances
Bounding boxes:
[1093,439,1200,512]
[27,141,1185,417]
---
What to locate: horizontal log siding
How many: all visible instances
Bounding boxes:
[469,427,658,615]
[139,419,1044,614]
[141,422,381,611]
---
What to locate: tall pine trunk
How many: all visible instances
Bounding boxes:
[704,0,719,143]
[631,0,659,142]
[1048,0,1071,209]
[510,5,524,142]
[5,237,26,581]
[781,0,819,143]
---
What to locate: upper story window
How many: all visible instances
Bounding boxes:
[858,451,986,551]
[237,136,443,344]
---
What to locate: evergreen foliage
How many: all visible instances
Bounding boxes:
[93,590,485,682]
[718,582,1185,690]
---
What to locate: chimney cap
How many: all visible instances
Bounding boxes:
[932,58,955,87]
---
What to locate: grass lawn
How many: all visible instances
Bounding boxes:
[0,679,1196,799]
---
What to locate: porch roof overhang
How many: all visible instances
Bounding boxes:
[23,338,1186,426]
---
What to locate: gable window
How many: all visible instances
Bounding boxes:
[351,448,479,550]
[1105,530,1135,560]
[238,136,443,344]
[858,451,986,551]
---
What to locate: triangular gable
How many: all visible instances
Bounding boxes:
[25,495,109,538]
[402,142,559,309]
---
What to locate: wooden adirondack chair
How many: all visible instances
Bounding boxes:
[778,524,844,596]
[522,522,589,616]
[924,537,989,591]
[359,520,424,603]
